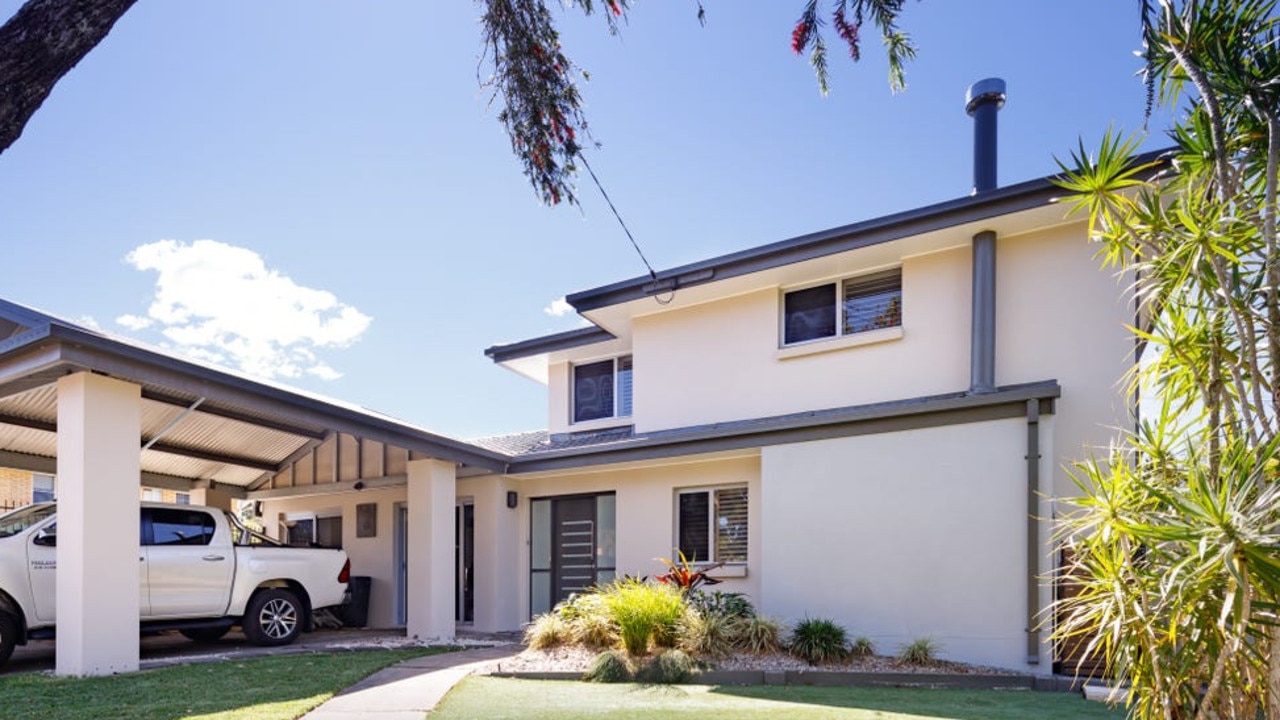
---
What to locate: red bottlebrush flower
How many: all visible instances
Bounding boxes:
[606,0,622,16]
[833,5,861,61]
[791,20,811,54]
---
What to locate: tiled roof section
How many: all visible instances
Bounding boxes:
[468,430,550,456]
[469,425,638,456]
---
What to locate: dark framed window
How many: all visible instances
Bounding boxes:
[782,269,902,346]
[677,486,748,564]
[146,508,216,546]
[572,356,632,423]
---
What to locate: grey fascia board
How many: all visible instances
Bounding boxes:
[42,324,509,471]
[567,149,1173,313]
[507,381,1061,474]
[0,323,51,357]
[484,326,616,363]
[0,299,59,333]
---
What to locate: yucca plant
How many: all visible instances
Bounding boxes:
[788,617,849,665]
[897,637,938,666]
[676,609,738,658]
[850,636,875,658]
[523,612,570,650]
[735,615,784,655]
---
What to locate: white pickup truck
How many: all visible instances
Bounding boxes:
[0,502,350,668]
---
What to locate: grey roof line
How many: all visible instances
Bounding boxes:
[486,148,1173,363]
[485,326,615,363]
[471,380,1061,473]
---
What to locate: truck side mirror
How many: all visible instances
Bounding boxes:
[32,527,56,547]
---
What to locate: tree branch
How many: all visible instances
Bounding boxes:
[0,0,138,156]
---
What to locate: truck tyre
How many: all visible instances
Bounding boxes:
[0,613,17,668]
[180,626,231,643]
[243,589,303,646]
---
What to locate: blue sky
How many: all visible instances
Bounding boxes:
[0,1,1172,439]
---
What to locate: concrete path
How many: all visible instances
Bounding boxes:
[301,644,521,720]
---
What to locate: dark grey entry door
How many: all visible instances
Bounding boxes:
[552,497,596,601]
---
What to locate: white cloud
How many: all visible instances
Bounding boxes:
[120,239,371,382]
[543,297,574,317]
[76,315,102,330]
[115,313,152,331]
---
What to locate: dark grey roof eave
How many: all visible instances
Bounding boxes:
[28,323,509,471]
[506,380,1061,474]
[566,148,1173,313]
[485,326,616,363]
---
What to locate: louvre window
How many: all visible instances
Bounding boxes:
[677,486,748,564]
[573,355,633,423]
[782,269,902,346]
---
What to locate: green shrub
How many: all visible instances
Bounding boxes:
[898,637,940,665]
[524,613,570,650]
[601,579,686,655]
[788,617,849,665]
[677,609,738,658]
[582,649,633,683]
[850,636,876,658]
[556,592,618,648]
[634,649,695,684]
[734,615,783,654]
[688,590,755,619]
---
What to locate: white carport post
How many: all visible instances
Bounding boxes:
[55,373,141,676]
[405,458,455,643]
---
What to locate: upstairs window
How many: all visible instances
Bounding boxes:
[782,269,902,345]
[573,355,633,423]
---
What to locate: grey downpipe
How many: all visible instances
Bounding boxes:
[1025,399,1041,665]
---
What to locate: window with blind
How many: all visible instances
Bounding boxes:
[572,355,633,423]
[677,486,748,564]
[782,269,902,345]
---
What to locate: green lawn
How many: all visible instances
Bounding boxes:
[0,647,445,720]
[432,676,1127,720]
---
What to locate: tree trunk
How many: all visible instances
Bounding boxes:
[0,0,137,155]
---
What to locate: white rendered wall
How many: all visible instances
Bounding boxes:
[551,247,972,435]
[457,474,520,633]
[995,222,1134,499]
[509,454,762,627]
[260,485,407,628]
[55,373,142,676]
[406,459,455,642]
[759,419,1054,672]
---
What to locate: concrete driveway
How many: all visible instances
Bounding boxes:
[5,627,422,674]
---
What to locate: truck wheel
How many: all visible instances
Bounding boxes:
[180,626,231,643]
[243,589,303,646]
[0,613,17,668]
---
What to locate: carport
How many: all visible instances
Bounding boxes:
[0,299,505,676]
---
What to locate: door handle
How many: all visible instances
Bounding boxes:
[202,555,226,562]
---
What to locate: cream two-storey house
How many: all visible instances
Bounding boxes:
[0,81,1146,676]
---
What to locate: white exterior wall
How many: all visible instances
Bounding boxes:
[546,248,971,437]
[260,486,407,629]
[509,454,762,626]
[760,418,1055,672]
[995,222,1134,498]
[456,473,520,633]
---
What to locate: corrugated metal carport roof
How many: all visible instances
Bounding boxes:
[0,298,506,494]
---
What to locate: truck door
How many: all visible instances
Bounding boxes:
[26,522,57,622]
[142,508,234,618]
[27,516,150,622]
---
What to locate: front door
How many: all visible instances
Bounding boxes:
[455,503,474,623]
[530,493,616,616]
[552,497,596,602]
